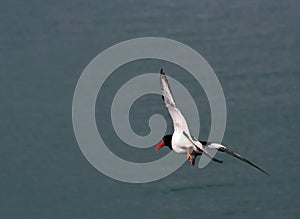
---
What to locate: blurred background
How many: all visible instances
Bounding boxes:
[0,0,299,218]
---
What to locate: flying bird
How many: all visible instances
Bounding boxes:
[155,69,269,176]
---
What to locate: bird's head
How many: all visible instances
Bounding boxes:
[155,135,173,151]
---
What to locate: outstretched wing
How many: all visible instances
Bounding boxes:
[160,69,190,134]
[223,147,270,176]
[208,143,270,176]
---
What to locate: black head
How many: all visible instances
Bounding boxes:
[155,134,173,151]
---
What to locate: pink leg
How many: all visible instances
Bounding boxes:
[186,149,194,166]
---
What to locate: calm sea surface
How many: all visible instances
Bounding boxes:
[0,0,299,218]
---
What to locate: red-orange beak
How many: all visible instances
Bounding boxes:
[155,141,165,151]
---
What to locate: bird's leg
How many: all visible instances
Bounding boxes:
[186,149,194,165]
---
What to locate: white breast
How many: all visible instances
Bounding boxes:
[172,131,194,153]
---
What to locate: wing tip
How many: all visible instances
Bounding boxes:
[160,68,165,75]
[262,169,271,176]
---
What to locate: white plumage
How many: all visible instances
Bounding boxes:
[156,69,269,175]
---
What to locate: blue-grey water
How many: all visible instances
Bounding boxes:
[1,0,299,218]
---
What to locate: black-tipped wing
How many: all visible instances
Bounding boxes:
[160,69,190,134]
[222,147,270,176]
